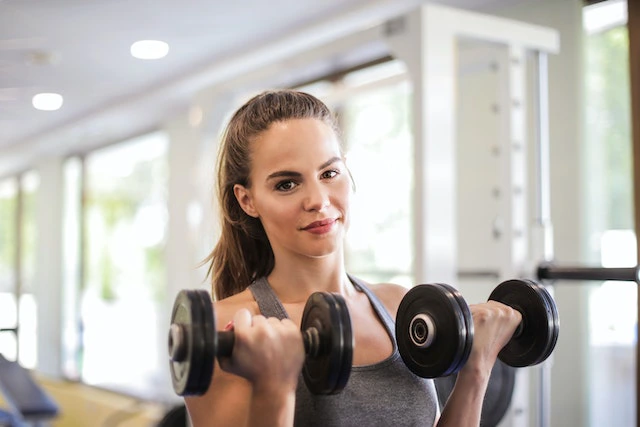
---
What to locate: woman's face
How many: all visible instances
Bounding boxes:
[234,118,351,261]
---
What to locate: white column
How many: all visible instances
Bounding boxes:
[34,156,64,377]
[384,7,458,285]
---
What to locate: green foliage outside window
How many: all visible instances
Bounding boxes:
[585,26,632,230]
[0,186,17,291]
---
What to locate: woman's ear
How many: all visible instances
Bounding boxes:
[233,184,259,218]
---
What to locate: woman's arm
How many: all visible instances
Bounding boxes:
[184,361,252,427]
[436,301,522,427]
[184,298,305,427]
[371,283,521,427]
[185,359,298,427]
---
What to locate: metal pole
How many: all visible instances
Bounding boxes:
[535,52,554,263]
[537,264,640,283]
[534,50,552,427]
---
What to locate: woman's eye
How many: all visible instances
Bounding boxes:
[322,169,339,179]
[275,180,297,191]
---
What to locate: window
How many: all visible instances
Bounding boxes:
[18,172,39,369]
[0,178,18,359]
[0,172,39,368]
[342,79,414,287]
[582,1,635,425]
[63,132,169,397]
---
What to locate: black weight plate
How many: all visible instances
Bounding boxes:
[434,359,516,427]
[396,284,473,378]
[488,279,556,367]
[301,292,353,395]
[527,279,560,363]
[194,289,216,394]
[444,283,475,374]
[329,293,354,394]
[169,290,215,396]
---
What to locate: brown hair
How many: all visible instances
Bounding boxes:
[205,90,339,300]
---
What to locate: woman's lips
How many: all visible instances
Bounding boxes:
[302,218,336,234]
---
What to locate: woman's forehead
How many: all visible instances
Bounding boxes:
[250,119,341,165]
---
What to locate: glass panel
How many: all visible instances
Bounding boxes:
[583,2,635,425]
[19,171,39,295]
[81,132,169,396]
[341,80,414,287]
[0,178,17,294]
[18,171,39,368]
[18,294,37,368]
[62,156,83,379]
[0,178,18,359]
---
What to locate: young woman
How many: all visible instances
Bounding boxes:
[184,90,522,427]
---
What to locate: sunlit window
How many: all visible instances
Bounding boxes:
[0,178,18,359]
[582,1,635,425]
[18,172,39,369]
[62,157,83,379]
[583,0,627,34]
[589,230,637,347]
[71,132,169,396]
[342,82,414,287]
[0,172,39,367]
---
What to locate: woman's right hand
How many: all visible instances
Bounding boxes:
[435,301,522,427]
[218,308,306,393]
[462,301,522,379]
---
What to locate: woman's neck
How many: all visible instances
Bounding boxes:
[266,254,356,304]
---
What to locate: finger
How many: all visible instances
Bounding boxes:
[280,318,297,329]
[266,316,282,327]
[233,308,252,331]
[251,314,267,326]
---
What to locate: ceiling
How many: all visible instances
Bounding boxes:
[0,0,525,175]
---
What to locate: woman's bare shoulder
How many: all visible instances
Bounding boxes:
[214,288,260,324]
[360,280,411,319]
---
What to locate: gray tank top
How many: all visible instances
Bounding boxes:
[248,275,439,427]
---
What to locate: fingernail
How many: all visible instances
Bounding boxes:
[224,321,234,331]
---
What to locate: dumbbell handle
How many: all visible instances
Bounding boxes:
[512,316,524,338]
[217,331,235,357]
[169,323,321,362]
[217,328,321,357]
[488,300,525,339]
[408,307,524,350]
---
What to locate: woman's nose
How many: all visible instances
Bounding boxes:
[302,182,330,212]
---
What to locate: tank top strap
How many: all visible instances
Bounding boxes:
[247,277,290,320]
[347,274,398,342]
[248,275,397,343]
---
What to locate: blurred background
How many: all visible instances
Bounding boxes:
[0,0,636,425]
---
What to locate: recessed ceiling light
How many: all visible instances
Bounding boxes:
[130,40,169,60]
[32,93,63,111]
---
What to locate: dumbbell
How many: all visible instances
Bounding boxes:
[168,289,353,396]
[396,279,560,378]
[488,279,559,367]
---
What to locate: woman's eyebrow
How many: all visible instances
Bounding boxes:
[266,156,341,181]
[318,156,341,170]
[266,170,301,180]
